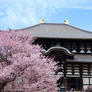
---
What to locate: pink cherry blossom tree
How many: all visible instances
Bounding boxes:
[0,31,59,92]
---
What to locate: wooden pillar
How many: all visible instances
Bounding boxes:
[63,61,67,90]
[63,77,67,90]
[72,64,74,75]
[76,77,79,91]
[79,64,83,90]
[88,64,90,76]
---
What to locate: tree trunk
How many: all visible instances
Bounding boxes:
[0,88,4,92]
[0,81,8,92]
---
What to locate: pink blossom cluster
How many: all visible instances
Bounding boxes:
[0,31,59,92]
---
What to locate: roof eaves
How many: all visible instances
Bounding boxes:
[67,24,92,34]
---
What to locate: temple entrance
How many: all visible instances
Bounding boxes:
[67,77,82,91]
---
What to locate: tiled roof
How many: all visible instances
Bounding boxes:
[18,23,92,39]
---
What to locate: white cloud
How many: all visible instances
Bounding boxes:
[0,0,92,29]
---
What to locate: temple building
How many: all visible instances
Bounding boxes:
[20,20,92,91]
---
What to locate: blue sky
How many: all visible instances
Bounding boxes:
[1,0,92,31]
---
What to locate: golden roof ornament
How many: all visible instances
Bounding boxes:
[64,19,69,24]
[40,19,44,23]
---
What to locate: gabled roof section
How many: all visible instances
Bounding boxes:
[18,23,92,39]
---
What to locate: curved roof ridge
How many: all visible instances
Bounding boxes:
[42,47,73,56]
